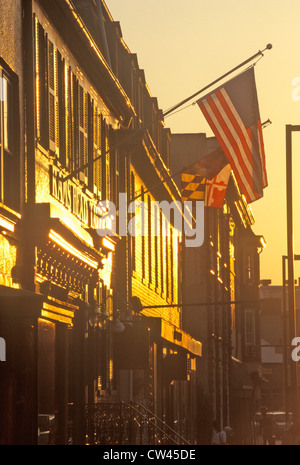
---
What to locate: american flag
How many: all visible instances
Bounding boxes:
[197,67,267,203]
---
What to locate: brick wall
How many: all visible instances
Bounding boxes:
[130,168,182,328]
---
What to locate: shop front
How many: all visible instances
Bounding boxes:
[0,198,117,444]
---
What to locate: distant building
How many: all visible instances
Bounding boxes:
[260,283,300,413]
[171,133,265,444]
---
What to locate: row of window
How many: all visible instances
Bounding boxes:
[106,21,170,164]
[34,17,172,207]
[0,17,171,213]
[208,209,258,358]
[130,173,179,303]
[35,19,118,203]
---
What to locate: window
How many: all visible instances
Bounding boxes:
[0,61,19,211]
[148,195,152,284]
[93,104,102,197]
[130,172,136,272]
[170,228,174,301]
[36,21,48,149]
[245,252,255,284]
[245,308,256,356]
[160,211,164,293]
[153,202,159,289]
[35,23,63,160]
[57,51,66,166]
[103,123,111,201]
[48,40,59,156]
[141,186,145,279]
[165,231,169,298]
[78,84,88,182]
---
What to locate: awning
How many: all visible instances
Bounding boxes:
[41,296,78,326]
[142,316,202,357]
[160,319,202,357]
[0,285,44,318]
[0,285,78,326]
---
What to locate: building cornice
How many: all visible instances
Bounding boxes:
[36,0,135,126]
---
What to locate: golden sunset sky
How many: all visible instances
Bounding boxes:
[106,0,300,285]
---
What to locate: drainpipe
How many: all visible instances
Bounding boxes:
[22,0,36,293]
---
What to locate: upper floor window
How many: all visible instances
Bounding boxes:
[245,308,257,357]
[35,19,115,201]
[245,251,255,284]
[0,61,19,211]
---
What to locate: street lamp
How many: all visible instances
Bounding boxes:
[88,300,110,328]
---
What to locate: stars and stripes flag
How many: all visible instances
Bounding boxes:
[197,67,267,203]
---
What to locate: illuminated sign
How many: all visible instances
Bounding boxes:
[50,165,101,229]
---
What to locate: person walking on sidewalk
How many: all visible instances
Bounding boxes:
[211,420,227,445]
[260,409,274,445]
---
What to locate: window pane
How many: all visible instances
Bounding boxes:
[2,76,12,151]
[0,64,19,211]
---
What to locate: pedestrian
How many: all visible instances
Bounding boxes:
[260,409,274,445]
[211,420,227,445]
[224,426,233,444]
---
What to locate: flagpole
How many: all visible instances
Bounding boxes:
[163,44,272,117]
[62,44,272,183]
[286,124,300,419]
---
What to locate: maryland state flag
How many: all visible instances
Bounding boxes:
[205,164,231,208]
[181,147,230,206]
[181,165,231,208]
[197,67,267,203]
[181,173,206,202]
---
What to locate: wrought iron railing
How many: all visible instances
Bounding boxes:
[82,402,190,446]
[129,401,191,445]
[85,402,131,445]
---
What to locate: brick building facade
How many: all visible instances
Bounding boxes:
[0,0,202,445]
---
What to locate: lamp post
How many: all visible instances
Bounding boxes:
[282,254,300,426]
[282,255,288,425]
[286,124,300,419]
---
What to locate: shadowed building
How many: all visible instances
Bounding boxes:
[260,284,300,415]
[171,133,265,444]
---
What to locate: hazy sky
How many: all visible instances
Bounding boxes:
[105,0,300,285]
